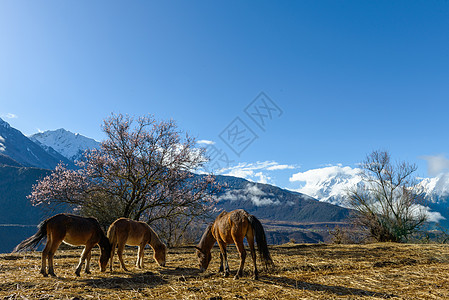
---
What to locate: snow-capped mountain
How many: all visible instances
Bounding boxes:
[289,165,363,207]
[417,174,449,202]
[30,129,100,162]
[290,165,449,205]
[289,165,449,223]
[0,118,71,169]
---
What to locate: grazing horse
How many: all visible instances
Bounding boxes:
[13,213,111,277]
[195,209,273,280]
[107,218,166,272]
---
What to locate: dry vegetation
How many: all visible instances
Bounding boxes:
[1,243,449,299]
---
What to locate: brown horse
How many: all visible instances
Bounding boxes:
[195,209,273,280]
[107,218,166,272]
[13,213,111,277]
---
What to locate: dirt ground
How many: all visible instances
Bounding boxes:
[1,243,449,299]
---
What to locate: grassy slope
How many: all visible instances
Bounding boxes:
[1,243,449,299]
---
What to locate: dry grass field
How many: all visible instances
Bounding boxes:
[1,243,449,299]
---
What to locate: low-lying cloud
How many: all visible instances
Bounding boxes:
[218,183,280,206]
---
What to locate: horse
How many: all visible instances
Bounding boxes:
[13,213,111,277]
[107,218,166,272]
[195,209,273,280]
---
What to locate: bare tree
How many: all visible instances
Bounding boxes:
[28,114,219,239]
[347,150,427,242]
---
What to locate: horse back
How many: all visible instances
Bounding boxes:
[48,214,102,246]
[213,209,251,244]
[109,218,151,246]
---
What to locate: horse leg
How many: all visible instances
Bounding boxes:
[47,238,62,277]
[110,240,117,272]
[117,242,129,271]
[219,252,224,273]
[40,239,52,277]
[247,230,258,280]
[136,244,145,269]
[75,244,94,277]
[217,241,230,277]
[234,239,247,280]
[84,250,92,274]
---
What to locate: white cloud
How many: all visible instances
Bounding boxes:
[217,183,280,206]
[3,113,18,119]
[219,161,298,184]
[197,140,215,145]
[422,154,449,177]
[416,204,445,223]
[266,164,296,171]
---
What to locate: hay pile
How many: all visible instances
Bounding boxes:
[1,243,449,299]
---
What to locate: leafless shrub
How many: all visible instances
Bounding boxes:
[347,150,427,243]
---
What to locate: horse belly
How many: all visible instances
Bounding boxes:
[63,232,88,246]
[126,235,143,246]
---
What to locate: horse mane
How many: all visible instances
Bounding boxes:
[148,224,166,252]
[197,223,215,250]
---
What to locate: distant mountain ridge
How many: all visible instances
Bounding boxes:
[0,118,72,169]
[214,175,350,223]
[0,120,354,251]
[290,165,449,225]
[30,129,100,162]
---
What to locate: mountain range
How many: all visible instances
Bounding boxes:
[290,165,449,225]
[0,117,353,251]
[30,128,100,161]
[0,118,72,169]
[0,117,447,251]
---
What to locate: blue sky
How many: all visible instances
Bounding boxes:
[1,1,448,189]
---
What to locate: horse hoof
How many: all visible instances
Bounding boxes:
[233,275,240,280]
[253,275,259,280]
[85,270,91,274]
[224,272,230,277]
[75,272,81,277]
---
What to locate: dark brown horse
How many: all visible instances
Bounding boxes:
[195,209,273,280]
[14,213,111,277]
[107,218,166,272]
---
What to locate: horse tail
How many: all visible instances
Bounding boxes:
[13,219,48,252]
[248,214,274,269]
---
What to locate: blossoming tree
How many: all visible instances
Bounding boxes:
[28,114,219,245]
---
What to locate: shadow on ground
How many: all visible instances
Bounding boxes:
[261,276,396,299]
[80,271,168,290]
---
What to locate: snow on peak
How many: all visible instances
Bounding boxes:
[30,129,100,161]
[289,165,449,222]
[289,165,363,207]
[290,164,449,204]
[417,173,449,201]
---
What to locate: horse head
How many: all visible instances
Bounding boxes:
[195,246,211,272]
[154,243,167,267]
[99,235,112,272]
